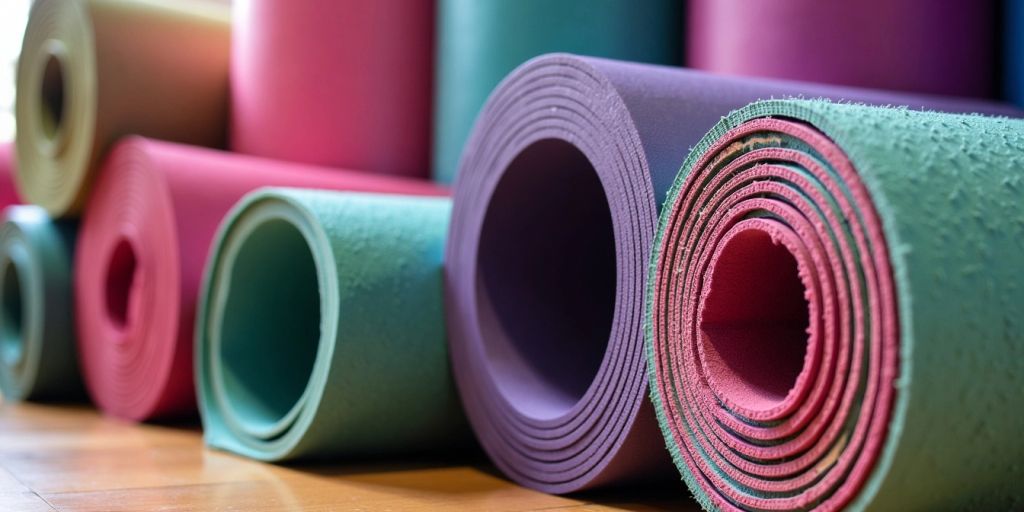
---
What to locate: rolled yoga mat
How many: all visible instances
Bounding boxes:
[0,206,83,402]
[231,0,433,178]
[646,99,1024,511]
[75,137,446,421]
[15,0,230,217]
[687,0,996,98]
[196,189,464,461]
[432,0,682,184]
[445,53,1019,494]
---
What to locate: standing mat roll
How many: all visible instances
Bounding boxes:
[445,53,1018,494]
[16,0,230,217]
[75,137,445,421]
[686,0,996,98]
[0,206,82,402]
[197,189,465,460]
[432,0,682,184]
[647,99,1024,510]
[231,0,433,178]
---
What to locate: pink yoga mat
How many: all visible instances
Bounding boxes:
[75,138,446,420]
[0,143,20,209]
[230,0,434,178]
[687,0,996,97]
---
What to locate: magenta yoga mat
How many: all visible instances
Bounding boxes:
[443,53,1017,494]
[687,0,996,98]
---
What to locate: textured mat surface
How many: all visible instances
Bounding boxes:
[197,189,465,461]
[647,99,1024,510]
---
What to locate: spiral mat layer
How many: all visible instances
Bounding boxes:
[197,189,465,461]
[75,138,444,421]
[0,206,82,402]
[445,54,1017,494]
[15,0,229,216]
[647,99,1024,510]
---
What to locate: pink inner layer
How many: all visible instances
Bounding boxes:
[650,118,900,511]
[699,225,811,413]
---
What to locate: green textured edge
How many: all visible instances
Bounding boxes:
[645,99,1024,511]
[196,188,465,461]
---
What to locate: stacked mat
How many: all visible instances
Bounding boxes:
[2,1,1023,510]
[15,0,231,217]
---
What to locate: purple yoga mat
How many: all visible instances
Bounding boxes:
[444,53,1016,494]
[687,0,996,98]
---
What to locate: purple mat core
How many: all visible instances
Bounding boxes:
[477,139,615,419]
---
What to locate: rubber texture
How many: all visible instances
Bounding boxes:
[647,99,1024,511]
[197,189,465,461]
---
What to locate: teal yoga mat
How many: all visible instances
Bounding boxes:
[431,0,682,184]
[646,99,1024,510]
[0,206,83,401]
[196,189,466,460]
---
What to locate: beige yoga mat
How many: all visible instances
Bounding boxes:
[15,0,230,217]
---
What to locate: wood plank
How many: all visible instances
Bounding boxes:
[0,403,694,511]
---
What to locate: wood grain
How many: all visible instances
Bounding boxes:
[0,403,697,511]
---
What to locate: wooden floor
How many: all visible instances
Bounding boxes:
[0,401,697,511]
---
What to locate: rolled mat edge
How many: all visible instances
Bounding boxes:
[0,205,83,401]
[197,189,467,461]
[647,99,1024,510]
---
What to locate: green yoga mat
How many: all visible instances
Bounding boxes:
[432,0,682,184]
[646,99,1024,510]
[196,189,465,460]
[0,206,83,401]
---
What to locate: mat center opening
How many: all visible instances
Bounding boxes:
[105,238,138,330]
[476,138,616,420]
[218,218,320,429]
[699,228,809,412]
[0,259,25,365]
[39,51,66,141]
